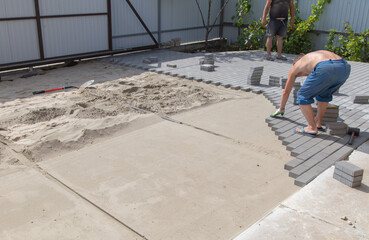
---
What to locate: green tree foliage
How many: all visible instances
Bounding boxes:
[233,0,331,53]
[326,22,369,62]
[232,0,267,50]
[194,0,231,50]
[283,0,331,54]
[232,0,252,27]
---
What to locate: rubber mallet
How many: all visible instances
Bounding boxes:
[347,127,360,145]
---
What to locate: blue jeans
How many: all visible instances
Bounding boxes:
[296,59,351,105]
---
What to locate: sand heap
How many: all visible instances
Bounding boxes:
[0,60,243,164]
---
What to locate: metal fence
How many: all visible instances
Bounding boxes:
[1,0,368,70]
[0,0,223,71]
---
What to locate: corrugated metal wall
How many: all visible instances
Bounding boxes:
[223,0,266,43]
[224,0,369,48]
[159,0,220,45]
[0,0,109,67]
[298,0,369,49]
[111,0,221,51]
[298,0,369,33]
[0,0,39,65]
[39,0,109,58]
[1,0,368,68]
[112,0,158,50]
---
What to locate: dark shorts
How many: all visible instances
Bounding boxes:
[296,59,351,105]
[266,18,288,37]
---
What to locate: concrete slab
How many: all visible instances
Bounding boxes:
[234,140,369,240]
[0,168,142,240]
[174,97,290,158]
[40,100,298,240]
[234,206,366,240]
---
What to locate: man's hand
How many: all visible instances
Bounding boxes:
[289,20,295,30]
[261,18,267,26]
[270,108,285,118]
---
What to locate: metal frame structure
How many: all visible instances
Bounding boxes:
[0,0,161,71]
[0,0,226,72]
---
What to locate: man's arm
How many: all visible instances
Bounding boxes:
[279,64,301,111]
[289,0,295,28]
[262,0,272,26]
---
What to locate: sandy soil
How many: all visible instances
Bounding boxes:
[0,60,249,165]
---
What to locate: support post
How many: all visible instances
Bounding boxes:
[125,0,159,47]
[158,0,161,47]
[107,0,113,51]
[34,0,45,60]
[219,0,225,38]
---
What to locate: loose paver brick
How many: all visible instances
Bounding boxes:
[286,136,313,151]
[294,165,326,187]
[282,134,302,146]
[334,168,363,182]
[284,158,305,170]
[335,161,364,176]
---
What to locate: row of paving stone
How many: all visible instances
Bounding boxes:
[102,49,369,187]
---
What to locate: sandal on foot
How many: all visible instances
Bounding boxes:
[293,128,317,137]
[266,56,274,61]
[317,127,326,132]
[276,55,287,61]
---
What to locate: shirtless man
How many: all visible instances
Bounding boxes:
[262,0,294,61]
[272,50,351,137]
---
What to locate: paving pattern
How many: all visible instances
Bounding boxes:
[102,49,369,187]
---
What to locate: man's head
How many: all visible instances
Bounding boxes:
[293,53,305,65]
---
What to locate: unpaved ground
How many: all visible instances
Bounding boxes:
[0,60,249,165]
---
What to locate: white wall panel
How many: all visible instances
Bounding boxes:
[42,16,108,58]
[112,0,158,36]
[0,20,39,64]
[298,0,369,33]
[223,0,266,23]
[161,0,222,30]
[0,0,35,18]
[38,0,107,16]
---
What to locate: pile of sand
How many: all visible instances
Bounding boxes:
[0,60,245,165]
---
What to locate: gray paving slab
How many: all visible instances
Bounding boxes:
[104,49,369,187]
[284,158,305,170]
[294,165,326,187]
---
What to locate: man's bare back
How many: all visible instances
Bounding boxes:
[294,50,342,77]
[274,50,350,136]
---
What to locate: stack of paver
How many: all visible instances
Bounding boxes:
[353,95,369,104]
[247,66,264,85]
[326,122,348,136]
[200,64,215,72]
[269,76,280,87]
[281,77,287,89]
[143,57,158,64]
[199,53,215,65]
[200,53,215,72]
[313,105,339,124]
[292,82,301,105]
[334,161,364,188]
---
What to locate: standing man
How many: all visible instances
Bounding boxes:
[262,0,295,61]
[271,50,351,137]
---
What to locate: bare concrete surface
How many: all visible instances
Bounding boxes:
[38,99,298,240]
[234,140,369,240]
[174,96,290,158]
[0,168,143,240]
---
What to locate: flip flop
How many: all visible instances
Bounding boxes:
[293,128,317,137]
[317,127,326,132]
